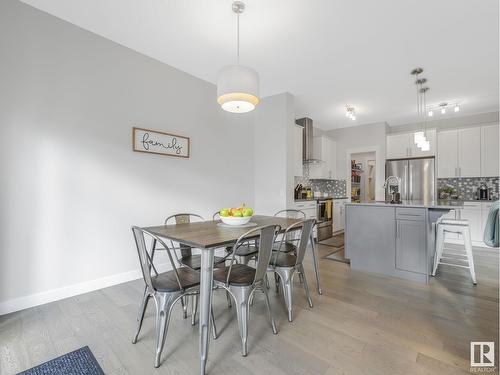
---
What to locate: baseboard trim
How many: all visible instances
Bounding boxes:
[0,262,171,316]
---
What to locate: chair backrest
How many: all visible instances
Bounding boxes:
[274,209,306,219]
[131,226,183,292]
[225,225,280,287]
[165,213,204,225]
[164,213,205,259]
[273,219,315,267]
[274,209,306,243]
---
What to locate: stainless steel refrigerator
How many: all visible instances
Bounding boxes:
[385,158,435,201]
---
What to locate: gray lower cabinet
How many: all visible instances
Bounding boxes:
[345,205,396,275]
[396,218,427,274]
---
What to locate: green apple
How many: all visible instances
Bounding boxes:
[219,209,230,217]
[242,208,253,217]
[233,210,243,217]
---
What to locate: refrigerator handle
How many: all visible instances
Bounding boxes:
[404,164,408,200]
[409,164,413,200]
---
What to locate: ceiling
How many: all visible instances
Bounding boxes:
[21,0,499,129]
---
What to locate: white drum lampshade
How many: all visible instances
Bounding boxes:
[217,65,259,113]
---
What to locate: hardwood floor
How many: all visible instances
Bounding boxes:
[1,244,498,374]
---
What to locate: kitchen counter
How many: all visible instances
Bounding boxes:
[295,196,349,202]
[345,201,455,284]
[346,200,464,209]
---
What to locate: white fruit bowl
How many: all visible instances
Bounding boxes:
[219,215,253,226]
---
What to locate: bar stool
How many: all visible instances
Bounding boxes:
[432,218,477,284]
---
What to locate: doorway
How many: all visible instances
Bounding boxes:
[350,152,376,203]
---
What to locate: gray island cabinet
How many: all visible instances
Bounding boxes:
[344,201,462,283]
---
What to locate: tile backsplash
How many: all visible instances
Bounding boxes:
[294,166,347,198]
[437,177,499,201]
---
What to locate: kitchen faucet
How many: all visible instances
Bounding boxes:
[384,176,402,203]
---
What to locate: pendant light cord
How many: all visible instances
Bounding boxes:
[237,12,240,65]
[423,88,427,135]
[416,73,420,117]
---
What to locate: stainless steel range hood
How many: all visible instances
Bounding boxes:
[295,117,322,164]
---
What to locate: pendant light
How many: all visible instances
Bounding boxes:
[217,1,259,113]
[410,68,430,151]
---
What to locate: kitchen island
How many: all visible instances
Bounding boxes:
[344,200,464,283]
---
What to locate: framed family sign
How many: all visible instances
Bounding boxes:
[132,127,190,158]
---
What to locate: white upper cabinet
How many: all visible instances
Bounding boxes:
[386,133,410,159]
[437,126,490,178]
[386,130,436,159]
[309,136,336,179]
[457,127,481,177]
[293,125,303,177]
[437,130,458,178]
[481,124,499,177]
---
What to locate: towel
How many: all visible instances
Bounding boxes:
[483,201,499,248]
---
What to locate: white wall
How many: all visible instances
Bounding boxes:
[326,122,387,201]
[0,0,254,314]
[254,92,295,215]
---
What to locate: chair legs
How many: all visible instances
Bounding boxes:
[261,286,278,334]
[180,296,188,319]
[462,227,477,284]
[189,294,218,339]
[134,289,216,369]
[433,223,477,285]
[432,224,445,276]
[299,265,313,308]
[154,294,175,368]
[210,306,218,339]
[222,284,277,357]
[274,265,313,322]
[132,285,150,344]
[231,286,251,356]
[274,267,294,322]
[274,272,280,294]
[191,294,198,326]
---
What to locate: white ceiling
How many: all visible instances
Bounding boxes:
[22,0,499,129]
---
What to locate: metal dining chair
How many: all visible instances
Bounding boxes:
[213,225,280,356]
[270,219,315,322]
[131,226,217,368]
[273,209,306,254]
[213,211,259,266]
[163,213,226,318]
[165,213,226,270]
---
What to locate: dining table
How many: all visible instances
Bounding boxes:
[144,214,322,375]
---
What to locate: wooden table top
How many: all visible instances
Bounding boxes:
[144,215,301,249]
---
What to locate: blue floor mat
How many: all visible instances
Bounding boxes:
[18,346,104,375]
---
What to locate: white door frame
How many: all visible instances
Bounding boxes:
[345,146,384,202]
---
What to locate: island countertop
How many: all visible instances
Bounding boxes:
[346,200,464,209]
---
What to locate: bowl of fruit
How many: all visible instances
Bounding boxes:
[218,205,254,226]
